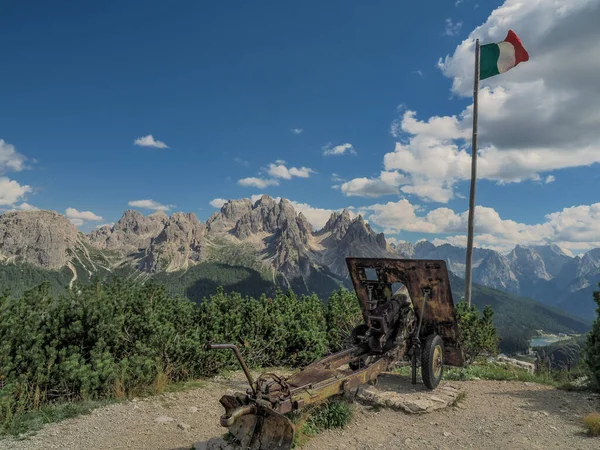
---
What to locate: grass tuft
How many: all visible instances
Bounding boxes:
[163,380,206,394]
[153,365,171,395]
[291,397,353,448]
[306,398,352,431]
[444,362,558,386]
[583,412,600,436]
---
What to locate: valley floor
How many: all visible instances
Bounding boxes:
[1,371,599,450]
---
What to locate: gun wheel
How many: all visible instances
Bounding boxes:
[421,334,445,390]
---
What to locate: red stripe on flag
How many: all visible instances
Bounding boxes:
[504,30,529,65]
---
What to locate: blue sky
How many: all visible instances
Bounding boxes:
[1,0,599,254]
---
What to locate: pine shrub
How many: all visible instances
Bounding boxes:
[584,283,600,388]
[455,301,500,365]
[0,279,350,424]
[325,287,363,353]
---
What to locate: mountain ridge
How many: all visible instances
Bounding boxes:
[1,196,598,319]
[1,198,595,354]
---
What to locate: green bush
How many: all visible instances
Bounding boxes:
[325,288,362,353]
[0,279,356,430]
[199,288,327,370]
[455,301,500,365]
[0,279,208,420]
[584,283,600,387]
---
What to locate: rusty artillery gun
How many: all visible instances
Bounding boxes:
[207,258,464,449]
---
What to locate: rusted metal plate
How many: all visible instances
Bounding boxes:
[286,367,340,388]
[286,356,387,411]
[346,258,464,367]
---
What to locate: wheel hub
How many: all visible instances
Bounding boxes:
[432,345,443,378]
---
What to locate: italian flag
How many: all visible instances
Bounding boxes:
[480,30,529,80]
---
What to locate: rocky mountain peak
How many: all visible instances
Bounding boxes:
[319,212,390,277]
[0,210,80,269]
[508,245,552,281]
[149,210,169,219]
[474,251,519,293]
[530,244,573,277]
[233,195,307,240]
[389,241,416,258]
[296,212,313,236]
[254,194,276,208]
[415,240,436,253]
[142,212,206,272]
[547,244,570,257]
[579,248,600,277]
[89,209,168,251]
[206,199,253,233]
[322,209,353,238]
[113,210,143,230]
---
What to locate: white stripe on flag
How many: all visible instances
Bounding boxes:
[497,41,517,74]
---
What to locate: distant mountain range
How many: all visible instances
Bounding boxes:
[0,196,597,341]
[391,240,599,320]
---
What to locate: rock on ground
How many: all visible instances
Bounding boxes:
[356,373,462,414]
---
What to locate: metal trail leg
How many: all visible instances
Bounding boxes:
[411,288,430,385]
[411,351,417,385]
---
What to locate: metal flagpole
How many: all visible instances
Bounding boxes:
[464,38,480,307]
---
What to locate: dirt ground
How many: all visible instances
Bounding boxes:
[1,371,599,450]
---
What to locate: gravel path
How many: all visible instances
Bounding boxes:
[1,372,598,450]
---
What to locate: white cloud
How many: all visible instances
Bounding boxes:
[267,162,315,179]
[545,175,555,184]
[128,199,173,211]
[65,208,103,221]
[365,198,600,254]
[69,218,85,226]
[358,0,600,203]
[0,139,27,173]
[133,135,169,149]
[15,202,38,211]
[238,177,279,189]
[412,70,423,77]
[385,236,410,246]
[545,203,600,244]
[289,167,314,178]
[94,223,114,229]
[250,194,270,204]
[340,171,408,198]
[234,157,249,166]
[331,173,345,183]
[438,0,600,148]
[432,235,469,248]
[287,202,335,230]
[1,202,40,213]
[210,198,228,208]
[323,143,357,156]
[0,177,32,206]
[443,18,463,36]
[240,161,313,188]
[291,128,304,134]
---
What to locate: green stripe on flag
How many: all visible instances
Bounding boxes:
[480,43,500,80]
